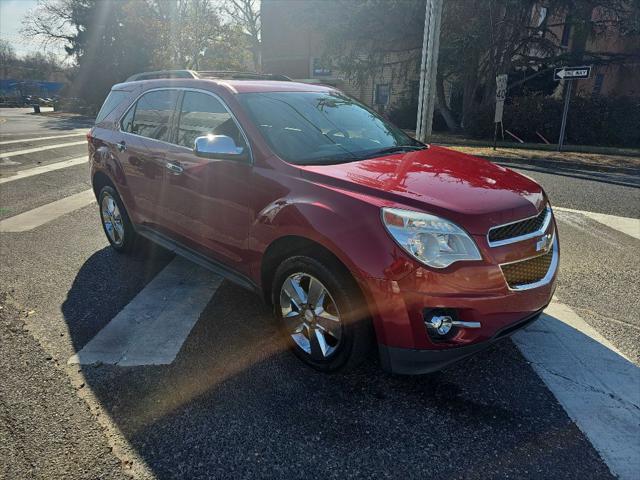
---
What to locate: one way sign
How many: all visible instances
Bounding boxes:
[554,65,592,81]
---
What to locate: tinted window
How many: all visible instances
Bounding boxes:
[237,91,417,164]
[96,90,128,123]
[120,105,135,133]
[124,90,179,142]
[176,91,245,149]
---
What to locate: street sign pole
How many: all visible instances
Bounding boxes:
[557,79,573,152]
[553,65,591,152]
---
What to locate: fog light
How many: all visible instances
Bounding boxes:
[427,315,453,335]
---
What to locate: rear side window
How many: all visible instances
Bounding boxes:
[176,91,246,149]
[96,90,128,123]
[122,90,179,142]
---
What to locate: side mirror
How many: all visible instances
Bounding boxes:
[194,135,249,162]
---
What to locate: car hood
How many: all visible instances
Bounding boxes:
[298,145,547,235]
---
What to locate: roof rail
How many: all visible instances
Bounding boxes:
[125,70,198,82]
[125,69,292,83]
[196,71,292,81]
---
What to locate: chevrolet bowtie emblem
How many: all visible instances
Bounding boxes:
[536,233,553,252]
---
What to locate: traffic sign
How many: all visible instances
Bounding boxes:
[494,74,508,123]
[554,65,592,81]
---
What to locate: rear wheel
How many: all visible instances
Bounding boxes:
[98,185,138,253]
[273,255,371,372]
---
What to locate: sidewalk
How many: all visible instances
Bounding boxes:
[429,133,640,158]
[441,145,640,172]
[437,144,640,188]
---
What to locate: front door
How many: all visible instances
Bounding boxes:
[160,90,253,276]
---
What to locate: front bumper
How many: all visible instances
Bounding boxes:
[358,221,558,374]
[378,309,543,374]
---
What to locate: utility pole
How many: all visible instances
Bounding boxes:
[416,0,443,143]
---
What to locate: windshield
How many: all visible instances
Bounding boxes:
[237,91,423,164]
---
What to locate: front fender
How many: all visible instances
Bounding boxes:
[254,195,415,282]
[251,195,419,346]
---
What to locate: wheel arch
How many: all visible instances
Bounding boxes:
[92,170,115,199]
[260,235,365,309]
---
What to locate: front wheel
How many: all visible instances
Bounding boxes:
[273,256,372,372]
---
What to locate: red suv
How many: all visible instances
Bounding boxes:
[89,70,558,374]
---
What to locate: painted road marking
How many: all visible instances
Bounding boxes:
[0,132,86,146]
[0,156,87,185]
[0,140,86,158]
[69,256,222,366]
[554,206,640,240]
[514,301,640,480]
[0,189,95,233]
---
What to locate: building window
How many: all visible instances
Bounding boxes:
[531,5,548,35]
[592,73,605,97]
[561,16,572,47]
[374,84,390,105]
[311,58,332,77]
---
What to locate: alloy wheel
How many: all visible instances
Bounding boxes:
[101,193,125,247]
[279,272,343,361]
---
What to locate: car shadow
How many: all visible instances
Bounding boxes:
[60,248,615,479]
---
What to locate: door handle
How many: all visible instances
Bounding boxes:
[116,141,126,152]
[165,161,184,175]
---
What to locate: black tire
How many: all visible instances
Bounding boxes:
[98,185,138,254]
[272,255,372,372]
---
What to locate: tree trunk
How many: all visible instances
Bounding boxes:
[460,69,479,129]
[436,73,459,132]
[251,39,261,72]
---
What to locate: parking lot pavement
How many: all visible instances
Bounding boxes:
[1,110,638,478]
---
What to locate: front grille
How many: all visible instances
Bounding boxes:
[488,207,549,244]
[501,248,553,289]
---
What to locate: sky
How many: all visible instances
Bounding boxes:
[0,0,47,56]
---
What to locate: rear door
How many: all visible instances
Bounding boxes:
[159,89,253,275]
[118,89,180,227]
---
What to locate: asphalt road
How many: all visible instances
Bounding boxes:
[1,108,638,479]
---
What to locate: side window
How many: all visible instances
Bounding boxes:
[121,105,135,133]
[176,91,246,149]
[96,90,128,124]
[124,90,179,142]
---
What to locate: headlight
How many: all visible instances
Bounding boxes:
[381,208,482,268]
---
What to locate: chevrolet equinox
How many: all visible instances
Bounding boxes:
[88,70,559,374]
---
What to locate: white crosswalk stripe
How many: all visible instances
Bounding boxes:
[0,189,95,232]
[554,206,640,240]
[0,140,86,158]
[514,300,640,480]
[68,257,222,366]
[0,156,87,184]
[0,132,86,146]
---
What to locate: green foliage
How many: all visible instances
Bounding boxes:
[25,0,162,107]
[464,93,640,147]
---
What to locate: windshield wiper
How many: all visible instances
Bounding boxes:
[357,144,427,160]
[299,145,427,166]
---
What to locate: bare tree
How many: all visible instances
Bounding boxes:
[153,0,227,69]
[220,0,261,70]
[20,0,76,50]
[0,40,17,78]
